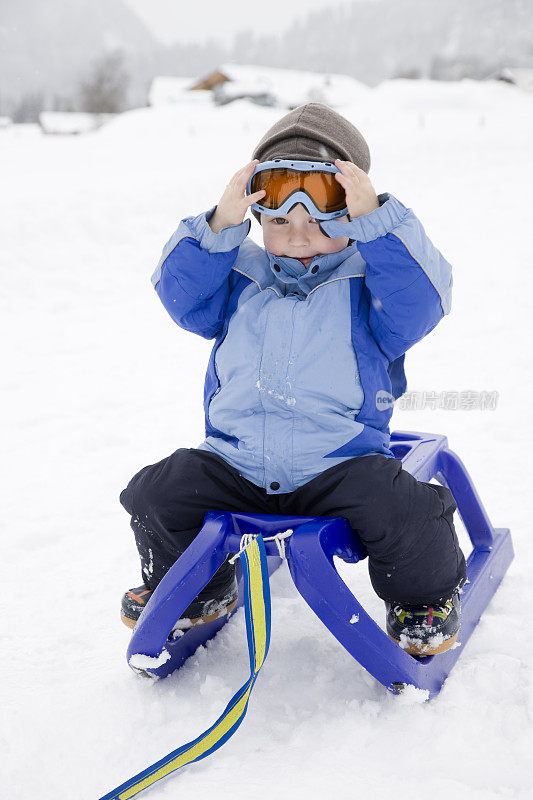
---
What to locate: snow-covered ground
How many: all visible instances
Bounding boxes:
[1,79,532,799]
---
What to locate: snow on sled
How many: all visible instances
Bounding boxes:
[126,430,513,698]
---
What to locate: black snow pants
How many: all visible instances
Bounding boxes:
[120,447,466,607]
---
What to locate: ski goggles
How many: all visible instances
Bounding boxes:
[246,159,348,220]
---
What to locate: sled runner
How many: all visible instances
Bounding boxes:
[126,430,513,698]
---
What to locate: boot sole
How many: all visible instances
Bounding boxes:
[388,628,459,656]
[121,598,238,631]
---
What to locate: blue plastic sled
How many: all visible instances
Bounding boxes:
[127,430,513,698]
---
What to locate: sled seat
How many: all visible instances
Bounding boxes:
[127,430,513,697]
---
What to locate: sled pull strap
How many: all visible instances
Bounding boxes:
[229,528,293,563]
[99,535,271,800]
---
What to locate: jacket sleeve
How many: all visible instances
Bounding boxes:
[320,194,453,361]
[150,207,251,339]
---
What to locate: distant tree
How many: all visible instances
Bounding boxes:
[78,51,130,113]
[393,68,424,80]
[13,93,44,123]
[53,94,76,112]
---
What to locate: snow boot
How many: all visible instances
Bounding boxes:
[385,590,461,656]
[121,572,238,631]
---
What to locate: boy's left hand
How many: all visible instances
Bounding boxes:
[334,159,380,219]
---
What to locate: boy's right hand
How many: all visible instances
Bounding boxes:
[208,160,266,233]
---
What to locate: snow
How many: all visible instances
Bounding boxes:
[38,112,114,135]
[1,78,533,799]
[129,649,171,670]
[148,77,211,107]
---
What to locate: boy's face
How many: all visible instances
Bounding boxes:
[260,203,349,268]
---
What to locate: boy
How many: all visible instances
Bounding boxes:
[120,103,466,656]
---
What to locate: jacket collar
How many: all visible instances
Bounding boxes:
[266,245,357,296]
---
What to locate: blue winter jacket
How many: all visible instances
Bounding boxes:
[151,193,452,494]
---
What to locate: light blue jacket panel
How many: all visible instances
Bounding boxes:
[151,194,452,493]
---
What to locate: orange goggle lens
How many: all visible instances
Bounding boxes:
[250,168,346,213]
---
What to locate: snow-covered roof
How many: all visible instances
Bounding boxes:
[38,112,114,135]
[148,76,211,107]
[198,63,371,108]
[496,67,533,92]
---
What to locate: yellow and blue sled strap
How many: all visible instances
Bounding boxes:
[99,534,271,800]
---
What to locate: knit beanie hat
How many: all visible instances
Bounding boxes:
[250,102,371,224]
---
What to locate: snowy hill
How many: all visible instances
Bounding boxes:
[1,79,532,799]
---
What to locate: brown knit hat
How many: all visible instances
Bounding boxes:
[250,102,371,223]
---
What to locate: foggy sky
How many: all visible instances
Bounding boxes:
[124,0,353,45]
